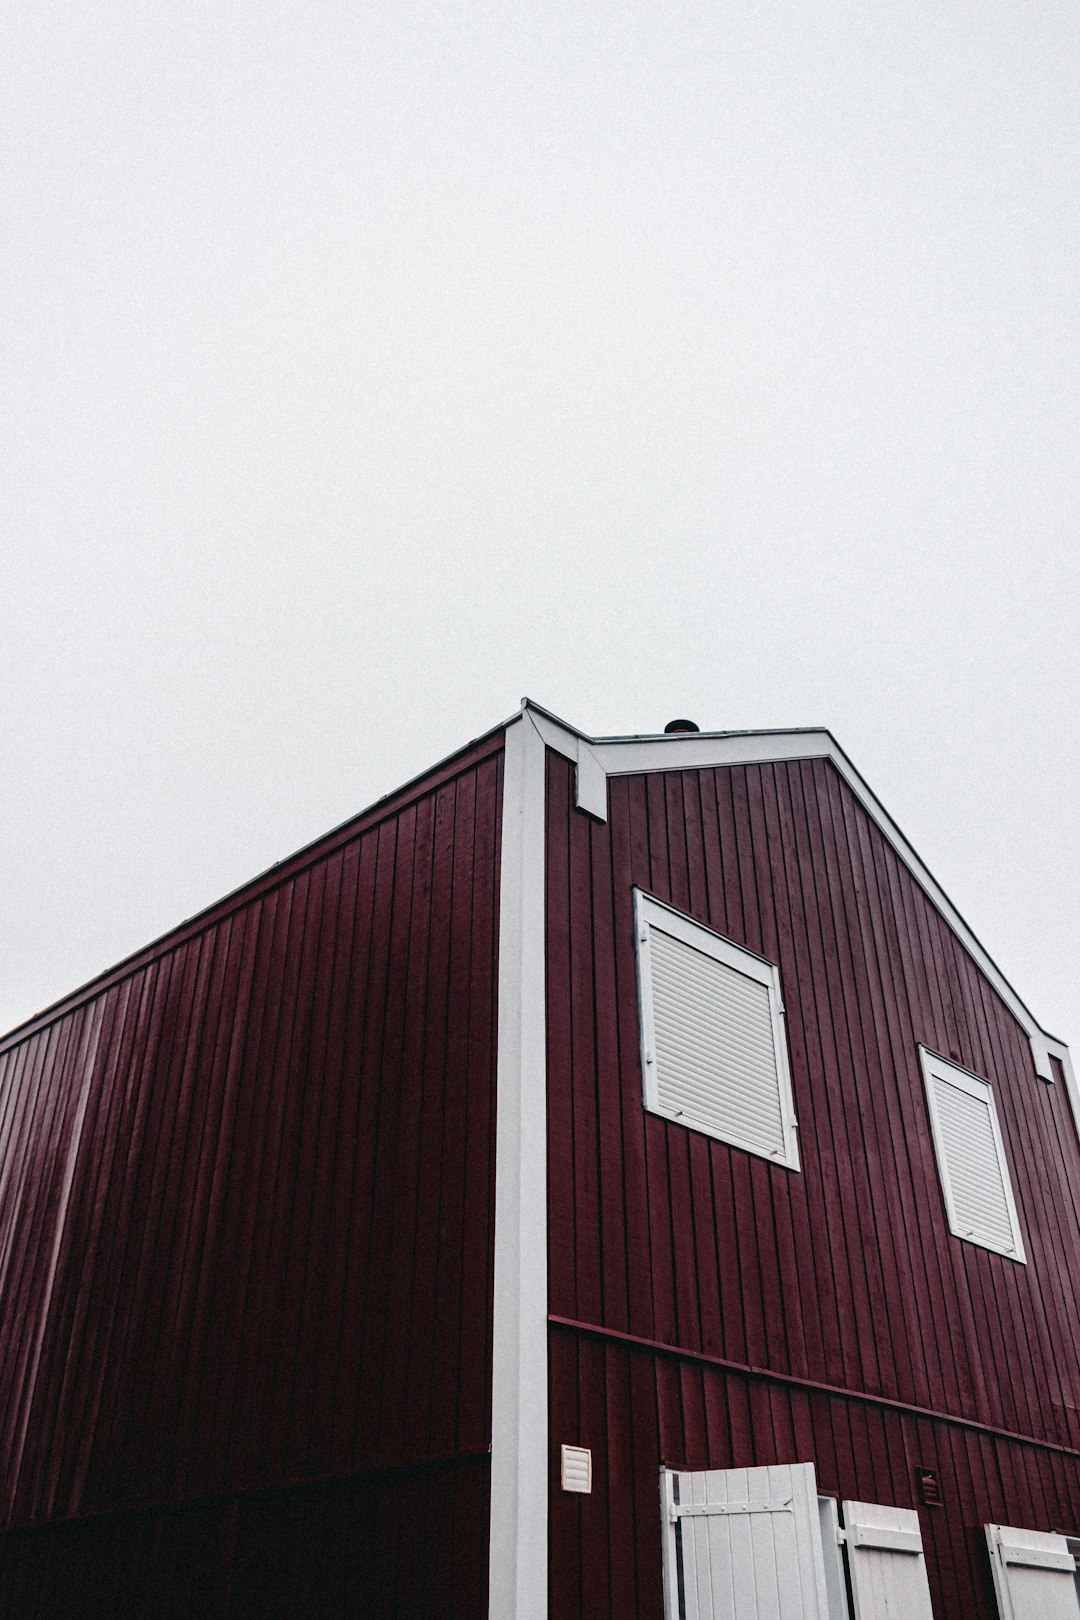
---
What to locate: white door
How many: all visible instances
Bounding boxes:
[985,1524,1080,1619]
[661,1464,831,1620]
[841,1501,935,1619]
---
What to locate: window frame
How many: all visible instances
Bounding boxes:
[634,889,800,1171]
[920,1046,1026,1263]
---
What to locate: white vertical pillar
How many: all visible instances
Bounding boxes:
[489,708,548,1619]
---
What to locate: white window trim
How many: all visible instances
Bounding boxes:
[920,1046,1026,1263]
[635,889,800,1171]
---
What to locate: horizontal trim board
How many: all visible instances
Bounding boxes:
[849,1524,923,1554]
[1002,1547,1076,1571]
[547,1316,1080,1463]
[673,1500,794,1518]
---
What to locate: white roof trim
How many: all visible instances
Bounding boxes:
[522,701,1072,1101]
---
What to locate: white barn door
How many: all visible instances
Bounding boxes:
[661,1464,831,1620]
[841,1501,934,1619]
[985,1524,1080,1619]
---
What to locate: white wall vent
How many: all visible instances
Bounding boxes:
[920,1048,1026,1262]
[561,1445,592,1493]
[635,891,799,1170]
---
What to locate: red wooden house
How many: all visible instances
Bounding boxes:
[2,700,1079,1618]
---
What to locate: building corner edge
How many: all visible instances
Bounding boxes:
[489,710,549,1619]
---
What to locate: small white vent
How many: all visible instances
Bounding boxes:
[561,1445,592,1493]
[920,1049,1025,1262]
[635,891,799,1171]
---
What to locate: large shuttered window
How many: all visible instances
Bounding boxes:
[635,891,799,1171]
[660,1464,831,1620]
[920,1048,1026,1262]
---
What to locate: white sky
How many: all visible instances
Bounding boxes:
[3,2,1078,1056]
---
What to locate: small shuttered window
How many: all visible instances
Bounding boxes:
[920,1048,1026,1262]
[635,891,799,1171]
[842,1500,935,1619]
[985,1524,1080,1619]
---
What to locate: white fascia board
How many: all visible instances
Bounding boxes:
[489,708,548,1620]
[528,708,608,819]
[593,728,835,777]
[518,702,1071,1098]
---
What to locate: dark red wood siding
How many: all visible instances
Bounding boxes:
[545,749,1080,1616]
[549,1331,1080,1620]
[0,735,503,1618]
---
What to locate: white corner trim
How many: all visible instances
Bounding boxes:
[574,740,608,819]
[1047,1043,1080,1155]
[489,709,549,1620]
[529,708,608,820]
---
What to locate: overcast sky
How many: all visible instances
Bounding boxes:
[3,1,1078,1056]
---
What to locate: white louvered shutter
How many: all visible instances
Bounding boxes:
[661,1464,830,1620]
[637,892,799,1170]
[841,1501,935,1620]
[985,1524,1080,1619]
[920,1050,1025,1261]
